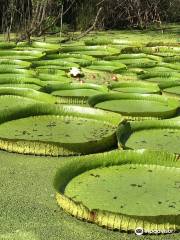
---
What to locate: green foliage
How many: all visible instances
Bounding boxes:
[0,0,179,34]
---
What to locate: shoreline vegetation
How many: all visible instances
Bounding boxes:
[0,0,179,42]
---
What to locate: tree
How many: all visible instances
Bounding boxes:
[0,0,63,41]
[0,0,179,39]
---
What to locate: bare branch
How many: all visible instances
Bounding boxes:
[73,7,103,41]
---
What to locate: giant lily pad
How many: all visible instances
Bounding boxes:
[37,73,71,84]
[88,93,179,119]
[0,87,56,104]
[54,150,180,232]
[0,74,43,86]
[117,118,180,154]
[86,65,125,73]
[163,85,180,100]
[43,83,108,104]
[0,59,31,68]
[0,50,45,60]
[0,65,35,75]
[0,84,41,91]
[36,68,66,76]
[48,53,95,61]
[32,41,61,52]
[109,81,160,94]
[33,59,79,69]
[0,105,121,156]
[0,95,41,123]
[143,77,180,88]
[60,45,120,57]
[111,58,157,68]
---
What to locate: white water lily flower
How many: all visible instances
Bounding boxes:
[69,67,81,77]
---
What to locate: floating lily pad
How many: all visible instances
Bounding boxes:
[163,85,180,99]
[0,74,43,86]
[33,59,79,70]
[0,115,118,156]
[43,83,108,104]
[0,84,41,91]
[48,53,95,61]
[88,93,179,118]
[117,118,180,154]
[37,74,71,84]
[0,50,45,60]
[54,150,180,232]
[86,65,125,73]
[0,59,31,68]
[144,77,180,88]
[111,58,157,68]
[36,68,66,76]
[0,65,35,74]
[0,95,40,123]
[31,41,61,52]
[35,64,78,71]
[53,89,101,97]
[65,164,179,215]
[60,45,120,57]
[0,87,56,104]
[109,81,160,94]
